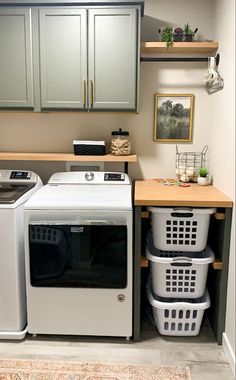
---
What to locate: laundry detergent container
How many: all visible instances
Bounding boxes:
[146,231,214,298]
[147,279,210,337]
[148,207,216,252]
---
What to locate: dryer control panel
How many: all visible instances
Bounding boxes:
[48,171,131,185]
[104,173,125,181]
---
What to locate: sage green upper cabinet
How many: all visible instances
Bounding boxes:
[0,4,140,111]
[0,8,34,108]
[39,7,139,111]
[88,8,137,110]
[39,8,87,109]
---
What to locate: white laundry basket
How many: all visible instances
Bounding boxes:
[148,207,216,252]
[147,280,210,336]
[146,231,215,298]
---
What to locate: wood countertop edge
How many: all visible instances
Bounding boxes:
[134,200,233,208]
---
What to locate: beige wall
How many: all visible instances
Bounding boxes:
[212,0,235,374]
[0,58,214,183]
[0,0,215,183]
[142,0,215,42]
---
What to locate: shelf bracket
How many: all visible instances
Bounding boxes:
[140,57,209,62]
[140,53,220,64]
[212,258,223,270]
[213,212,225,220]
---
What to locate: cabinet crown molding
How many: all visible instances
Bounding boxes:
[0,0,144,14]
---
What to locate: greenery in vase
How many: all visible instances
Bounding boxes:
[174,27,184,34]
[184,23,194,35]
[159,26,174,49]
[198,167,208,177]
[173,27,184,41]
[184,23,198,41]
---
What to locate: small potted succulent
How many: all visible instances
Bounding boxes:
[198,167,210,186]
[173,27,184,42]
[184,23,198,41]
[159,26,174,49]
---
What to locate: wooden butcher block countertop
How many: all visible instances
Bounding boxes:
[134,180,233,208]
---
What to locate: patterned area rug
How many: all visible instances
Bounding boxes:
[0,359,191,380]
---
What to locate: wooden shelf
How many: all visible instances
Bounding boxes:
[141,41,218,56]
[0,152,137,163]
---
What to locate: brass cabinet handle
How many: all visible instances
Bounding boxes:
[82,80,86,108]
[89,80,94,107]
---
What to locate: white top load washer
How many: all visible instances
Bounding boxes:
[24,172,133,338]
[0,170,42,340]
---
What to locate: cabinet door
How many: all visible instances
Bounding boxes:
[0,8,34,108]
[39,9,87,109]
[88,8,138,111]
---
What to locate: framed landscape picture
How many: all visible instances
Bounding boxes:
[154,94,194,142]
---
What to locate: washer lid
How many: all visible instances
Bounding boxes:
[0,184,35,204]
[24,183,132,210]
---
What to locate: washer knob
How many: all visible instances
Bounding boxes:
[85,172,94,181]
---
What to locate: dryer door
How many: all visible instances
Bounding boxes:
[29,219,128,289]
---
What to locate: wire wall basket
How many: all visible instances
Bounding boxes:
[176,145,208,183]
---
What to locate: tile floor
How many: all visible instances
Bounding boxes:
[0,318,233,380]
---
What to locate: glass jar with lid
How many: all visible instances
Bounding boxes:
[110,128,131,156]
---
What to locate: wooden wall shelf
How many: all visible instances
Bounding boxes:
[0,152,137,163]
[141,41,219,56]
[0,152,138,173]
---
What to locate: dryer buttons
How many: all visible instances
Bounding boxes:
[85,172,94,181]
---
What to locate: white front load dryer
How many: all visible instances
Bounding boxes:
[24,171,133,338]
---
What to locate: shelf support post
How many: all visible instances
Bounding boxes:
[133,205,142,341]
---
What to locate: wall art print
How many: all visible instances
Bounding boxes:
[154,94,194,142]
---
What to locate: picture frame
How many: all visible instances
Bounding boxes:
[154,94,194,142]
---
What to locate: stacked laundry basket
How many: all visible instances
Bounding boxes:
[146,207,216,336]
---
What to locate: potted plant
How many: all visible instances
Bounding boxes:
[173,27,184,42]
[198,167,209,186]
[184,23,198,41]
[159,26,173,49]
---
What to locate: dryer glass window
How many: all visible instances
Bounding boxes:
[29,224,127,288]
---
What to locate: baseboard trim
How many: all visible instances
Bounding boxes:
[223,332,235,377]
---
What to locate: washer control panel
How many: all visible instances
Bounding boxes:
[10,171,31,180]
[104,173,125,181]
[0,170,39,184]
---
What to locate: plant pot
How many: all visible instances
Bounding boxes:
[174,33,184,42]
[198,177,209,186]
[185,34,194,42]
